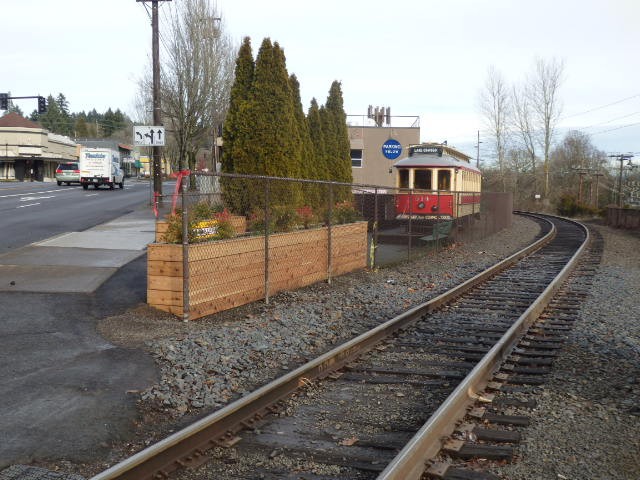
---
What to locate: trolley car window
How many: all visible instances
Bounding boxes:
[438,170,451,190]
[398,169,409,188]
[414,169,431,190]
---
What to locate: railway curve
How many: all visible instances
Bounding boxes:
[91,213,590,480]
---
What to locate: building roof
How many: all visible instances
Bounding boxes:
[394,152,481,173]
[0,112,41,129]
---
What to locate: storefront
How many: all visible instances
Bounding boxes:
[0,112,78,181]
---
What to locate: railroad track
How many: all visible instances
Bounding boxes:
[92,213,592,480]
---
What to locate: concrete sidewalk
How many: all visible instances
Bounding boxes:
[0,209,156,293]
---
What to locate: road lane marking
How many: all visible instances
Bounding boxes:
[0,189,63,199]
[20,196,55,201]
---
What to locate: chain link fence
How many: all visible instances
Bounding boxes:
[150,172,513,320]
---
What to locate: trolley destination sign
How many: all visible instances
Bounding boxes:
[409,145,443,156]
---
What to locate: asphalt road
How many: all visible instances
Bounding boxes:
[0,179,154,254]
[0,180,165,470]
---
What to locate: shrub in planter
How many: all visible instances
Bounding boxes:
[248,204,301,233]
[331,201,362,224]
[162,203,236,244]
[296,205,318,229]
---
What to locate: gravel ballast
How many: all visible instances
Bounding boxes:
[489,223,640,480]
[104,216,543,417]
[93,216,639,479]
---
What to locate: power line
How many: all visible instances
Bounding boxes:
[561,93,640,120]
[591,121,640,136]
[582,111,640,130]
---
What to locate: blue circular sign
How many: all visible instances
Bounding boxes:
[382,139,402,160]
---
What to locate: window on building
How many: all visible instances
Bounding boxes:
[351,149,363,168]
[414,169,431,190]
[438,170,451,190]
[398,169,409,188]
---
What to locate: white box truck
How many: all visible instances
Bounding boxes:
[79,148,125,190]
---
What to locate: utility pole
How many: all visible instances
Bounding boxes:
[609,153,634,207]
[137,0,171,200]
[475,130,482,169]
[593,172,603,208]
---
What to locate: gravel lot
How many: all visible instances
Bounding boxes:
[93,216,639,479]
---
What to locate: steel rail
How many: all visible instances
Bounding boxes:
[377,214,589,480]
[91,214,556,480]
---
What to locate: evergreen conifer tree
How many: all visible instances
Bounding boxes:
[234,38,301,208]
[308,99,329,179]
[74,115,89,138]
[319,104,336,179]
[222,36,254,174]
[289,74,319,206]
[221,37,255,213]
[325,81,352,184]
[325,81,353,202]
[307,98,331,208]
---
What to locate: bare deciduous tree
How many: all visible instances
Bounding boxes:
[526,57,564,199]
[161,0,236,172]
[550,130,609,205]
[480,66,510,192]
[511,85,538,186]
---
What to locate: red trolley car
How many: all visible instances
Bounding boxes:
[393,143,481,220]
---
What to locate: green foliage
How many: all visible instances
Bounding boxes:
[102,108,127,137]
[296,205,318,228]
[248,204,298,234]
[308,98,330,181]
[33,94,72,136]
[556,194,601,217]
[324,81,353,192]
[28,94,131,140]
[271,204,300,232]
[232,38,302,206]
[331,201,361,224]
[162,202,235,244]
[221,38,354,214]
[222,37,254,175]
[247,208,270,234]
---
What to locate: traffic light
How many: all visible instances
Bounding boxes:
[0,93,8,110]
[37,96,47,114]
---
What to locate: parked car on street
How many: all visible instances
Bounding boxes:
[55,162,81,186]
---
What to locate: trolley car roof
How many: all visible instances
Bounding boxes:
[393,152,481,173]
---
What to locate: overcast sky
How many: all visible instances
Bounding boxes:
[3,0,639,160]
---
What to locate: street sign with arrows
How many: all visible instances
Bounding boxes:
[133,126,165,146]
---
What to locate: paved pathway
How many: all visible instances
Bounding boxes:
[0,209,158,471]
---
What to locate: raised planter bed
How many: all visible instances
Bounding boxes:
[148,222,368,320]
